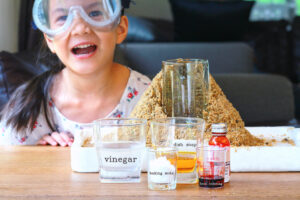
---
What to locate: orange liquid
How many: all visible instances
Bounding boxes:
[177,152,196,173]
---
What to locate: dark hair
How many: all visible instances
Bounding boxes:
[0,41,63,134]
[121,0,131,15]
[0,0,132,135]
[121,0,132,9]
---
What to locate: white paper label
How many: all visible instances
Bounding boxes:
[148,157,176,184]
[148,170,176,184]
[100,150,142,169]
[173,140,197,152]
[225,147,230,182]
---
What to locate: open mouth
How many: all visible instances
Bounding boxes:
[71,44,97,56]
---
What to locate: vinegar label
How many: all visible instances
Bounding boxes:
[100,151,142,168]
[98,142,143,169]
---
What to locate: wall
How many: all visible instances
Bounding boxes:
[0,0,20,53]
[126,0,173,21]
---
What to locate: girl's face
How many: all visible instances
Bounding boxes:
[45,0,128,75]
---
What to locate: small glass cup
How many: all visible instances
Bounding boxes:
[71,123,99,173]
[73,123,94,147]
[150,117,205,184]
[148,147,177,190]
[93,118,146,183]
[197,146,226,189]
[162,58,210,119]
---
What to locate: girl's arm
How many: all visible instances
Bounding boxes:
[0,114,51,145]
[0,121,17,145]
[0,118,73,146]
[0,120,36,145]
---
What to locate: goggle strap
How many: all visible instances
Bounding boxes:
[104,0,114,16]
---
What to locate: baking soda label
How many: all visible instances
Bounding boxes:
[148,157,176,184]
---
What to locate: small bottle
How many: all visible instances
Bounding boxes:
[209,123,230,183]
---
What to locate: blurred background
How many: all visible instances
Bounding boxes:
[0,0,299,125]
[1,0,299,82]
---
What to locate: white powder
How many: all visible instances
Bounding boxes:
[148,156,176,184]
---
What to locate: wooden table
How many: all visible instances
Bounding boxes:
[0,146,300,200]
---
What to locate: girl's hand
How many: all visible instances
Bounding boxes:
[37,132,74,147]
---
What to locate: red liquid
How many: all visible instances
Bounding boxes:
[209,133,230,183]
[209,134,230,147]
[199,176,224,188]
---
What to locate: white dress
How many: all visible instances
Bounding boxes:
[0,69,151,145]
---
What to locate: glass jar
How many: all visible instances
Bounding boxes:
[162,59,210,118]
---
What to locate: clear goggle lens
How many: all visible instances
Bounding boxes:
[33,0,121,38]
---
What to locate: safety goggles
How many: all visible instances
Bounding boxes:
[32,0,122,39]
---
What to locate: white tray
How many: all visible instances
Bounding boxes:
[231,126,300,172]
[71,126,300,173]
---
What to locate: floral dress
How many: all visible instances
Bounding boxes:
[0,69,151,145]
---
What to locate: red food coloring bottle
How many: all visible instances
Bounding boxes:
[209,123,230,183]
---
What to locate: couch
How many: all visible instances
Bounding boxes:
[0,42,296,126]
[115,42,295,126]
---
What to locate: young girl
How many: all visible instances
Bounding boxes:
[0,0,151,146]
